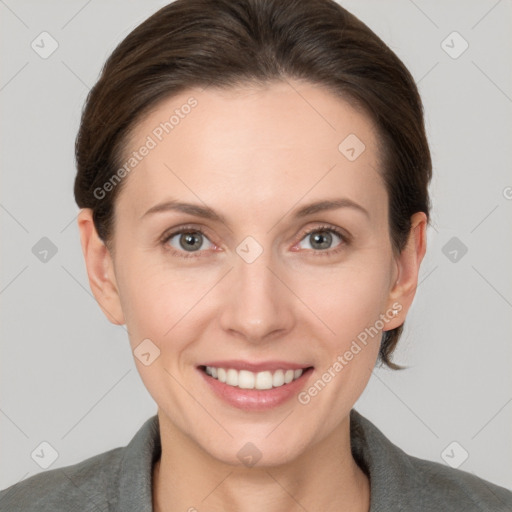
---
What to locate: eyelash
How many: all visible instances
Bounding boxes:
[160,224,350,260]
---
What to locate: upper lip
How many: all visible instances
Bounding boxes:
[200,360,313,372]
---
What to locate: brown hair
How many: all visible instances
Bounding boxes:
[74,0,432,369]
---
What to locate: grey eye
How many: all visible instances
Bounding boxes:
[298,230,343,251]
[168,231,214,252]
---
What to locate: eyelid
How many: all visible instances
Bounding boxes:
[160,222,214,241]
[297,223,351,244]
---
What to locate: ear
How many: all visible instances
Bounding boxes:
[383,211,428,331]
[77,208,125,325]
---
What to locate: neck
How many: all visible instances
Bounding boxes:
[152,411,370,512]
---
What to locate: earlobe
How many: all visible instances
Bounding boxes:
[77,209,125,325]
[384,212,428,331]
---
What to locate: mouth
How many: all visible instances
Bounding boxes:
[197,362,314,410]
[200,365,310,390]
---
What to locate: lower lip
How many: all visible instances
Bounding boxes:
[198,367,314,411]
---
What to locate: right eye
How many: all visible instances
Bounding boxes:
[161,227,216,259]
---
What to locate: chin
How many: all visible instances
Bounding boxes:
[197,426,315,469]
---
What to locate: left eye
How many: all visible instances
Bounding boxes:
[297,228,344,251]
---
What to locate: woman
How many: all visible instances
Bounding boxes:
[1,0,511,510]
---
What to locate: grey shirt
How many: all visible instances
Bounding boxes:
[1,409,511,511]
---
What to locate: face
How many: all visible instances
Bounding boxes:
[80,79,425,467]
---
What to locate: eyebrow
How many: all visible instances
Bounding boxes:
[140,197,370,224]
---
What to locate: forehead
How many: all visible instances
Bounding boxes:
[117,80,385,221]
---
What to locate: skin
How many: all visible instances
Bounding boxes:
[78,79,427,512]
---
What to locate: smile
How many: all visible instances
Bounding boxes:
[203,366,305,390]
[198,361,314,410]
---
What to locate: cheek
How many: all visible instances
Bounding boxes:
[289,266,387,430]
[116,257,215,349]
[291,261,392,343]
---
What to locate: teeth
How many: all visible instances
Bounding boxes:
[226,369,238,386]
[272,369,285,387]
[204,366,305,390]
[255,371,273,390]
[238,370,255,389]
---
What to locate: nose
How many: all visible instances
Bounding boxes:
[218,246,296,345]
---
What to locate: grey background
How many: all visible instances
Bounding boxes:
[1,0,511,492]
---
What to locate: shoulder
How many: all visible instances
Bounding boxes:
[0,446,124,512]
[400,447,512,511]
[350,409,512,511]
[0,414,160,512]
